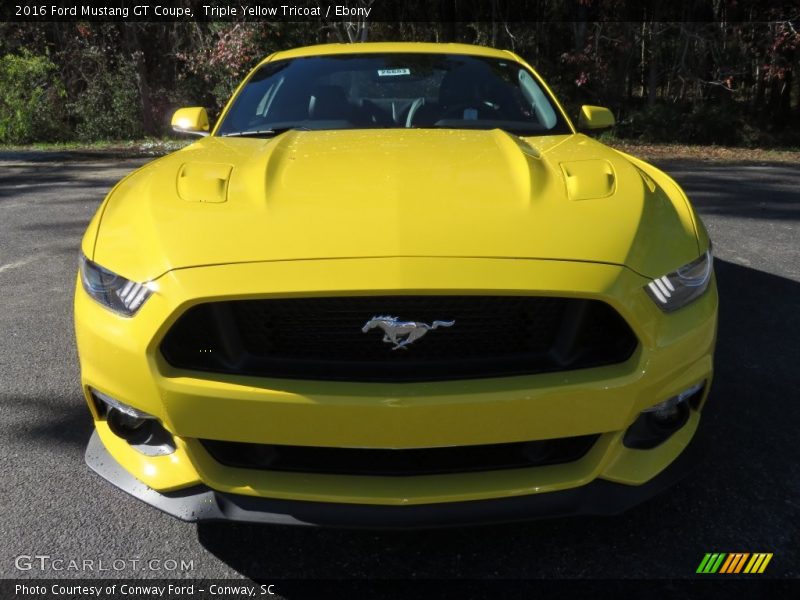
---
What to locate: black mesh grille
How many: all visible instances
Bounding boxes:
[199,435,600,476]
[160,296,637,382]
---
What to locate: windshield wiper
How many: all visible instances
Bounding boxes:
[221,126,306,138]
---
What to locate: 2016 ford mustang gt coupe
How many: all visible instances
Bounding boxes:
[76,42,717,527]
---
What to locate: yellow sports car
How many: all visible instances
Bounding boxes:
[76,42,717,527]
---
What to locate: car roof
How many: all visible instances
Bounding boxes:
[264,42,516,64]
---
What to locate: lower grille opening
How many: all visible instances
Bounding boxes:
[160,296,637,382]
[199,435,600,477]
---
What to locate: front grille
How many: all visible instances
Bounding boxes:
[160,296,637,382]
[200,435,600,476]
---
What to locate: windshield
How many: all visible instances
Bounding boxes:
[215,53,572,137]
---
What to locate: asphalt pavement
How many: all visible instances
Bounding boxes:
[0,152,797,582]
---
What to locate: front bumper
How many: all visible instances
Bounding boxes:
[76,256,717,520]
[85,421,705,528]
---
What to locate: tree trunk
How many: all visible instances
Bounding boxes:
[122,25,155,135]
[441,1,456,42]
[648,38,658,106]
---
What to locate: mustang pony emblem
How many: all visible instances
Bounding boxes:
[361,316,455,350]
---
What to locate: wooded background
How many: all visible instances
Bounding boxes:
[1,10,798,146]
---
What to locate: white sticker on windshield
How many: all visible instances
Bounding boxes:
[377,68,410,77]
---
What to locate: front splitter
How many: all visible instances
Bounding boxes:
[85,429,703,529]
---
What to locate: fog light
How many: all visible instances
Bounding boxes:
[90,389,176,456]
[650,402,681,422]
[107,408,152,444]
[91,389,153,421]
[643,382,704,424]
[623,382,705,449]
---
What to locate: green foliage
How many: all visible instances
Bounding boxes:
[177,23,275,111]
[680,104,741,146]
[69,51,143,141]
[617,103,742,146]
[2,21,799,147]
[0,51,68,144]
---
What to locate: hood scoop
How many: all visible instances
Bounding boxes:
[177,162,233,203]
[559,159,616,201]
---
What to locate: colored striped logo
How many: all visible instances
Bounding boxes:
[696,553,773,574]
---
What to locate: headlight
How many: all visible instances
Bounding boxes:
[644,248,713,312]
[79,254,152,316]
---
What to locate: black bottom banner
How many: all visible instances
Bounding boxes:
[2,579,796,600]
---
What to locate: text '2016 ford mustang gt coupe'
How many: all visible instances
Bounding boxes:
[76,42,717,527]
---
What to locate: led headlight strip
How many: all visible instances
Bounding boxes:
[79,254,153,316]
[645,248,713,313]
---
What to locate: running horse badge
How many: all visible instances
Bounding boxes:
[361,316,455,350]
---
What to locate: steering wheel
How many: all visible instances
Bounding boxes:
[440,101,500,121]
[361,100,393,126]
[405,97,426,128]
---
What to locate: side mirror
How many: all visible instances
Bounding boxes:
[171,107,210,136]
[577,105,615,131]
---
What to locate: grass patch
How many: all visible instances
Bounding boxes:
[0,137,191,156]
[603,136,800,164]
[3,135,800,164]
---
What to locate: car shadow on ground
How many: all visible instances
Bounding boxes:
[10,395,94,450]
[0,160,148,200]
[190,258,794,578]
[654,159,800,223]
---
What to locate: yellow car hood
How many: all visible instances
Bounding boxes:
[93,130,700,282]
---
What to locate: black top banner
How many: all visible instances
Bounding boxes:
[2,0,799,23]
